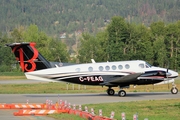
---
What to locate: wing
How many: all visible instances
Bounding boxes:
[101,73,143,85]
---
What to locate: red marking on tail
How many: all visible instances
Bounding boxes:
[12,42,39,72]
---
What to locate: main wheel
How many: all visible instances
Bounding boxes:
[118,90,126,97]
[107,89,115,96]
[171,87,178,94]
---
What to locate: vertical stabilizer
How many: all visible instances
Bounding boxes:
[6,42,51,72]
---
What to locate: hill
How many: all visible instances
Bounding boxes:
[1,0,180,37]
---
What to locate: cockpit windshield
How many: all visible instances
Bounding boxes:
[145,62,152,68]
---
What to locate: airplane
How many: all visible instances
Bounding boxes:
[6,42,179,97]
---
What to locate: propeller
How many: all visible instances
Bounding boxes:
[166,61,170,89]
[167,73,169,89]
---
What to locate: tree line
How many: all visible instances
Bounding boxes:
[0,25,69,72]
[0,16,180,72]
[78,16,180,71]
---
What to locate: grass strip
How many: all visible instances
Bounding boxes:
[0,72,26,80]
[49,113,86,120]
[48,99,180,120]
[0,81,179,94]
[77,99,180,120]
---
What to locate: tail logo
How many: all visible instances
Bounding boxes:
[12,43,39,72]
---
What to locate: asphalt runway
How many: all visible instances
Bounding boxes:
[0,79,180,119]
[1,92,180,104]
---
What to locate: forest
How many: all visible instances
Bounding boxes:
[1,16,180,72]
[1,0,180,36]
[1,0,180,72]
[78,17,180,71]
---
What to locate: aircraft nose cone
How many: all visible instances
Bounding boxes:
[170,70,179,78]
[174,71,179,77]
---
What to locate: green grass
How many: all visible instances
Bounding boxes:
[0,72,25,76]
[49,113,86,120]
[48,99,180,120]
[0,80,179,94]
[0,72,26,80]
[73,99,180,120]
[0,82,108,94]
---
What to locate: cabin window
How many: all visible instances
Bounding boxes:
[112,65,116,70]
[105,66,110,71]
[118,65,123,70]
[99,66,103,71]
[88,67,93,72]
[139,63,144,68]
[125,64,130,69]
[75,68,80,72]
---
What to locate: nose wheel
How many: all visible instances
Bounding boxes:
[171,83,178,94]
[171,87,178,94]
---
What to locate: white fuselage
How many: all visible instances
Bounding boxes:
[25,60,178,86]
[25,60,145,81]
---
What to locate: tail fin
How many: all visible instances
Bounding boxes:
[6,42,51,72]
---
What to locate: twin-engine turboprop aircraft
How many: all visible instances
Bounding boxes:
[6,42,179,97]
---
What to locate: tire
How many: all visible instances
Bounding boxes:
[107,89,115,95]
[118,90,126,97]
[171,87,178,94]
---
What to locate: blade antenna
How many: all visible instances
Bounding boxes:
[167,61,169,89]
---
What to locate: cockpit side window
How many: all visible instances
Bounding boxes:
[146,65,149,68]
[145,62,152,68]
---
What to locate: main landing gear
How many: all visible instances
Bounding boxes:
[171,83,178,94]
[107,88,115,96]
[118,90,126,97]
[107,87,126,97]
